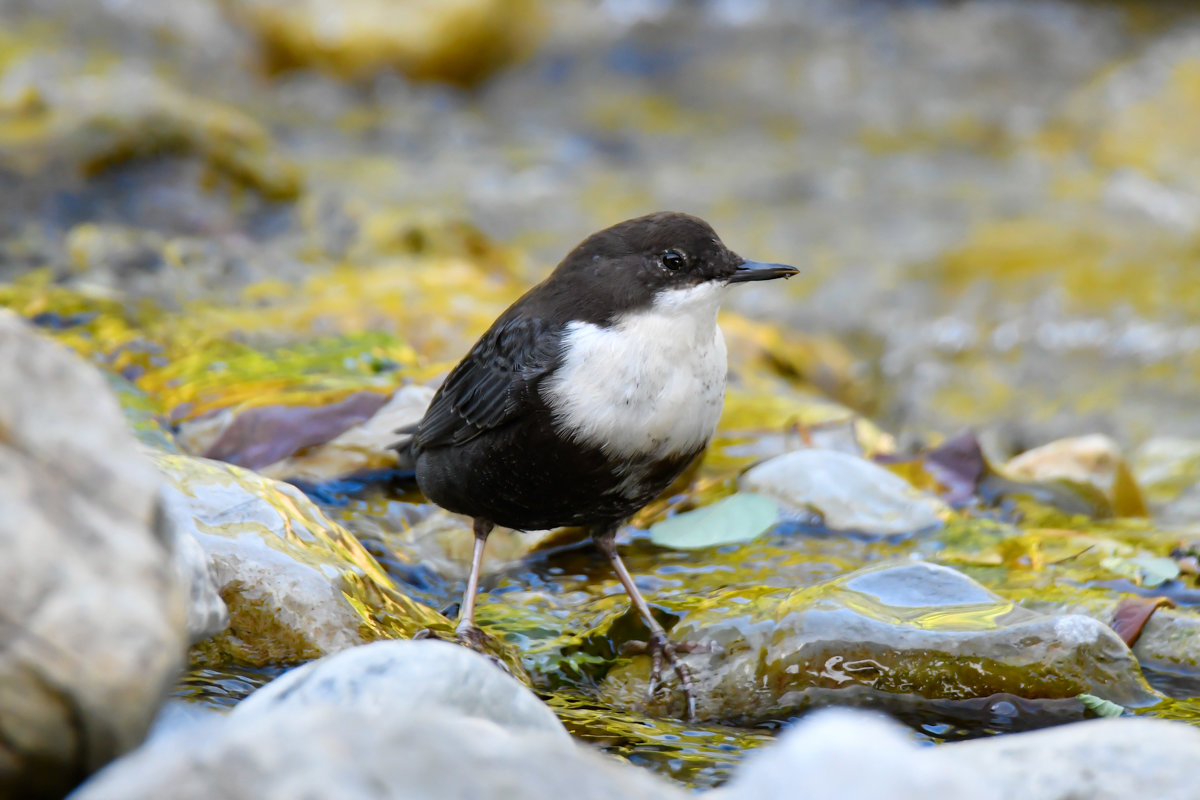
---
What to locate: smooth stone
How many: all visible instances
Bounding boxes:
[600,561,1156,721]
[720,708,1200,800]
[930,715,1200,800]
[235,640,568,739]
[716,708,994,800]
[160,502,230,643]
[0,311,188,797]
[1130,607,1200,675]
[152,450,451,666]
[739,449,947,535]
[1005,434,1147,516]
[71,705,680,800]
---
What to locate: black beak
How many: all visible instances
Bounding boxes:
[728,259,799,283]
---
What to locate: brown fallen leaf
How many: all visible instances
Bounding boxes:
[1110,596,1174,647]
[923,430,988,506]
[204,390,390,469]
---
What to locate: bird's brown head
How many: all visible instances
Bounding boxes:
[540,211,797,324]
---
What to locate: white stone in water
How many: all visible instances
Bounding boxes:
[717,708,995,800]
[739,449,947,535]
[73,652,679,800]
[234,640,568,739]
[719,708,1200,800]
[156,484,229,643]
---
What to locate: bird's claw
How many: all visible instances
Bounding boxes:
[410,625,511,675]
[622,631,697,721]
[454,622,492,651]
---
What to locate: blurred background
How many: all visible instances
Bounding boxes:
[2,0,1199,455]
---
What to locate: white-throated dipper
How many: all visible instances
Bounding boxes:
[393,211,797,719]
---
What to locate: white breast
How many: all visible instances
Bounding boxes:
[541,282,729,462]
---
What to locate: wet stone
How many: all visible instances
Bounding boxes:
[599,562,1157,722]
[1004,434,1147,517]
[152,450,454,667]
[739,449,947,536]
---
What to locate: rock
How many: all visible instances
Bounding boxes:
[720,707,1200,800]
[931,715,1200,800]
[1005,434,1147,517]
[75,687,678,800]
[162,509,230,643]
[600,561,1156,721]
[0,68,299,200]
[0,311,188,797]
[228,0,546,86]
[259,384,435,482]
[234,640,567,738]
[1129,607,1200,675]
[739,449,947,535]
[151,450,454,666]
[717,708,995,800]
[1132,437,1200,524]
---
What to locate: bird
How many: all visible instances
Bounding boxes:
[393,211,797,719]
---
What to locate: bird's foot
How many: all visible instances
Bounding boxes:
[412,623,513,676]
[621,631,698,721]
[412,627,444,641]
[454,622,492,651]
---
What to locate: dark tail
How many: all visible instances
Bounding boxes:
[389,422,419,470]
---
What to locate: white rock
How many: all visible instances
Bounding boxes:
[74,701,678,800]
[930,716,1200,800]
[721,708,1200,800]
[150,450,447,663]
[0,311,188,795]
[157,488,229,642]
[739,449,947,535]
[235,640,568,739]
[718,708,994,800]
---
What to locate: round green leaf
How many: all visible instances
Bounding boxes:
[649,493,779,550]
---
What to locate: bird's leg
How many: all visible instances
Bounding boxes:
[593,526,696,721]
[455,517,494,648]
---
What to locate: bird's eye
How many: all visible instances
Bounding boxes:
[661,250,685,271]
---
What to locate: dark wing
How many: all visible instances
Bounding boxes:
[407,314,562,453]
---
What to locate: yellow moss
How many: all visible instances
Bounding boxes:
[931,217,1200,319]
[859,114,1012,156]
[0,71,301,199]
[1093,59,1200,181]
[236,0,546,86]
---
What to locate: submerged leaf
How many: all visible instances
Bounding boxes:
[1101,555,1181,588]
[1077,693,1127,718]
[204,390,390,469]
[1110,596,1174,647]
[923,429,990,506]
[649,493,778,550]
